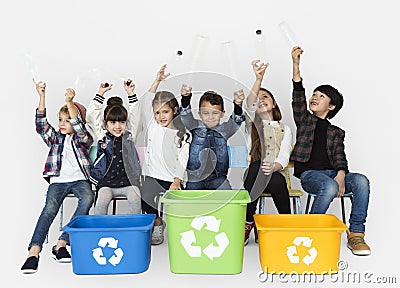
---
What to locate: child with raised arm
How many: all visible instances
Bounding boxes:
[180,83,245,190]
[87,81,142,215]
[291,46,371,256]
[243,60,293,245]
[21,81,94,274]
[140,64,191,245]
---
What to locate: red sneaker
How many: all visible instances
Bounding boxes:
[244,221,255,246]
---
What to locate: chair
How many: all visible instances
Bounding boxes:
[304,192,353,224]
[258,161,304,214]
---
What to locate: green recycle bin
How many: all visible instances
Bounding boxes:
[160,189,250,274]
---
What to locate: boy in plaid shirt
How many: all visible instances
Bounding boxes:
[291,46,371,256]
[21,80,94,274]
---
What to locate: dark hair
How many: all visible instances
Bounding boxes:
[250,88,281,162]
[313,84,343,119]
[152,91,190,148]
[104,96,128,122]
[199,91,224,111]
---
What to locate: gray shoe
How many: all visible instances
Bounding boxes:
[151,221,166,245]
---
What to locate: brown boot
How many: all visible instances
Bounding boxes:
[347,232,371,256]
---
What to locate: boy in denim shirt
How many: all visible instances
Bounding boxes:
[180,85,245,190]
[291,46,371,256]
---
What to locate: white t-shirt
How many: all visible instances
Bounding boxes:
[51,134,86,183]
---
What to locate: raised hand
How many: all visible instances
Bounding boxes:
[33,78,46,97]
[65,88,76,103]
[181,84,192,96]
[291,46,303,65]
[97,82,113,96]
[156,64,170,82]
[124,79,136,95]
[149,64,170,93]
[234,89,245,105]
[251,60,268,80]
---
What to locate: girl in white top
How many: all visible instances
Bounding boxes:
[140,64,191,245]
[243,60,293,245]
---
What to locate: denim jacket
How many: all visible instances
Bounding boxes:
[180,103,245,180]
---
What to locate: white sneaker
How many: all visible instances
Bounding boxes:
[151,221,166,245]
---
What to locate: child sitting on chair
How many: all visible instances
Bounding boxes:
[21,80,94,274]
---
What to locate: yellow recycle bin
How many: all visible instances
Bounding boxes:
[254,214,348,274]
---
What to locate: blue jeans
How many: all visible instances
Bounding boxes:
[186,176,232,190]
[28,180,94,250]
[300,170,370,233]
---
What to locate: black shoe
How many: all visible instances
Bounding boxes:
[21,256,39,274]
[52,246,71,263]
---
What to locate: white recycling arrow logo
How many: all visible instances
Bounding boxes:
[180,216,229,260]
[286,236,318,266]
[92,237,124,266]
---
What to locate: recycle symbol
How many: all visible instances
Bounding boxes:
[180,216,229,260]
[286,236,318,266]
[92,237,124,266]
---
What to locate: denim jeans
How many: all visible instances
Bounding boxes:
[300,170,370,233]
[186,176,232,190]
[28,180,94,250]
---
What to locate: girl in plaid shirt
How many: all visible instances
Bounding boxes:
[21,80,94,274]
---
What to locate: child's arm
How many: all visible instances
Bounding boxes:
[149,64,170,93]
[169,133,191,190]
[34,79,46,112]
[33,79,57,147]
[65,88,78,119]
[179,84,199,130]
[218,92,246,139]
[245,60,268,115]
[86,83,112,143]
[124,79,142,142]
[292,46,303,82]
[140,64,170,126]
[66,88,93,148]
[291,46,308,125]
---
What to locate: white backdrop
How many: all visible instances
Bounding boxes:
[2,0,399,287]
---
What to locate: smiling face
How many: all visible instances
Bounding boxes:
[58,111,74,135]
[105,120,126,137]
[198,101,225,128]
[153,101,177,128]
[256,90,275,120]
[308,90,335,119]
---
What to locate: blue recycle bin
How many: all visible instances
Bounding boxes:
[63,214,155,275]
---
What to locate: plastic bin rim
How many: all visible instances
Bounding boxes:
[62,214,156,232]
[254,214,348,231]
[160,189,251,204]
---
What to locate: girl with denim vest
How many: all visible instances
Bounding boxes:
[243,60,293,246]
[21,80,94,274]
[140,64,191,245]
[87,81,142,215]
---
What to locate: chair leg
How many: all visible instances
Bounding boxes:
[292,197,297,214]
[112,199,117,215]
[340,197,346,224]
[259,196,265,214]
[59,202,64,231]
[305,194,312,214]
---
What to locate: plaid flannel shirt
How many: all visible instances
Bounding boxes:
[35,108,94,181]
[290,81,348,173]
